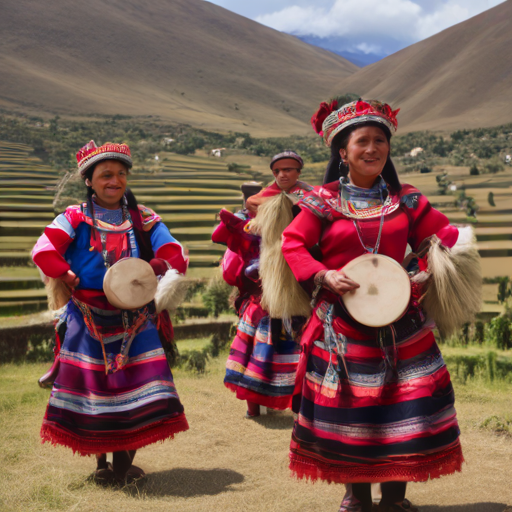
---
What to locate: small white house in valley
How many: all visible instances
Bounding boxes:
[211,148,226,157]
[409,147,424,158]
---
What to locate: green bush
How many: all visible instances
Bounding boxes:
[25,336,54,363]
[202,278,233,318]
[484,160,505,174]
[474,321,484,344]
[178,348,210,374]
[470,164,480,175]
[445,351,512,384]
[205,332,231,358]
[497,277,511,304]
[184,280,207,302]
[486,315,512,350]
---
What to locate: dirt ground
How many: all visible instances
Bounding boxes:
[1,358,511,512]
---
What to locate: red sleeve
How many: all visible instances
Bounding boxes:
[32,229,73,278]
[32,207,86,278]
[282,208,328,286]
[402,185,459,251]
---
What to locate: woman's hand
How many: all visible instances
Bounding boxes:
[323,270,360,296]
[58,270,80,289]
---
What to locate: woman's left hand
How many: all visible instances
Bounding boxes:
[323,270,360,296]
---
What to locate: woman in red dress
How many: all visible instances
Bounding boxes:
[281,99,481,512]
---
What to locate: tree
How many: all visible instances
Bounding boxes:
[469,164,479,175]
[485,160,504,174]
[202,277,232,318]
[497,277,512,304]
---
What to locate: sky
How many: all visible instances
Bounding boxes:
[206,0,506,63]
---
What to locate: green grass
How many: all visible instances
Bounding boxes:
[441,344,512,387]
[176,337,211,351]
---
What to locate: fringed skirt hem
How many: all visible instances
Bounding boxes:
[289,443,464,484]
[224,381,292,410]
[41,414,189,456]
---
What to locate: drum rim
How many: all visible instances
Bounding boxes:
[340,253,411,328]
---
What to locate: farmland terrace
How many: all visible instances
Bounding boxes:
[0,140,253,315]
[0,140,511,318]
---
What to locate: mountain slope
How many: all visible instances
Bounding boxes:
[0,0,358,136]
[336,1,512,132]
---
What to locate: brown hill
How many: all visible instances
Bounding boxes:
[336,0,512,133]
[0,0,357,136]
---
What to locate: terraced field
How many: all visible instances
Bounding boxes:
[0,141,253,315]
[0,140,511,318]
[402,167,512,318]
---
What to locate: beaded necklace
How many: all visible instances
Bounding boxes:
[88,196,138,268]
[339,176,389,254]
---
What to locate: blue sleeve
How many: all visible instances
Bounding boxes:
[150,222,181,252]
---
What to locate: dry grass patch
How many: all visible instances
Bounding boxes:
[1,356,512,512]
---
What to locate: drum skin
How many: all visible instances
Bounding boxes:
[341,254,410,327]
[103,258,158,310]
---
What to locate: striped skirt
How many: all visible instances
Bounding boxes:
[289,302,463,483]
[41,297,188,455]
[224,297,304,410]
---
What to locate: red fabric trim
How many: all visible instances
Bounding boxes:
[32,230,73,278]
[289,443,464,484]
[73,289,118,310]
[224,381,292,410]
[155,243,188,274]
[40,415,189,456]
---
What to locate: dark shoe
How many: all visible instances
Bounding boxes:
[93,462,114,486]
[126,465,146,484]
[402,499,418,512]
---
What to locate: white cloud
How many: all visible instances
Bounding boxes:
[255,0,506,45]
[355,43,384,55]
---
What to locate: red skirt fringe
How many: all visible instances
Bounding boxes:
[289,442,464,484]
[41,415,189,456]
[224,381,292,410]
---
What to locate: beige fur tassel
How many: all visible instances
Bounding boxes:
[252,193,311,319]
[45,277,72,311]
[413,226,482,338]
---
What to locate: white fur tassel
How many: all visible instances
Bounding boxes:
[154,268,188,313]
[253,193,311,319]
[413,226,482,338]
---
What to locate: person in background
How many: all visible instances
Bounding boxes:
[212,151,314,417]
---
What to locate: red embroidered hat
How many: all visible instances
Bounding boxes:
[76,140,133,176]
[311,98,400,147]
